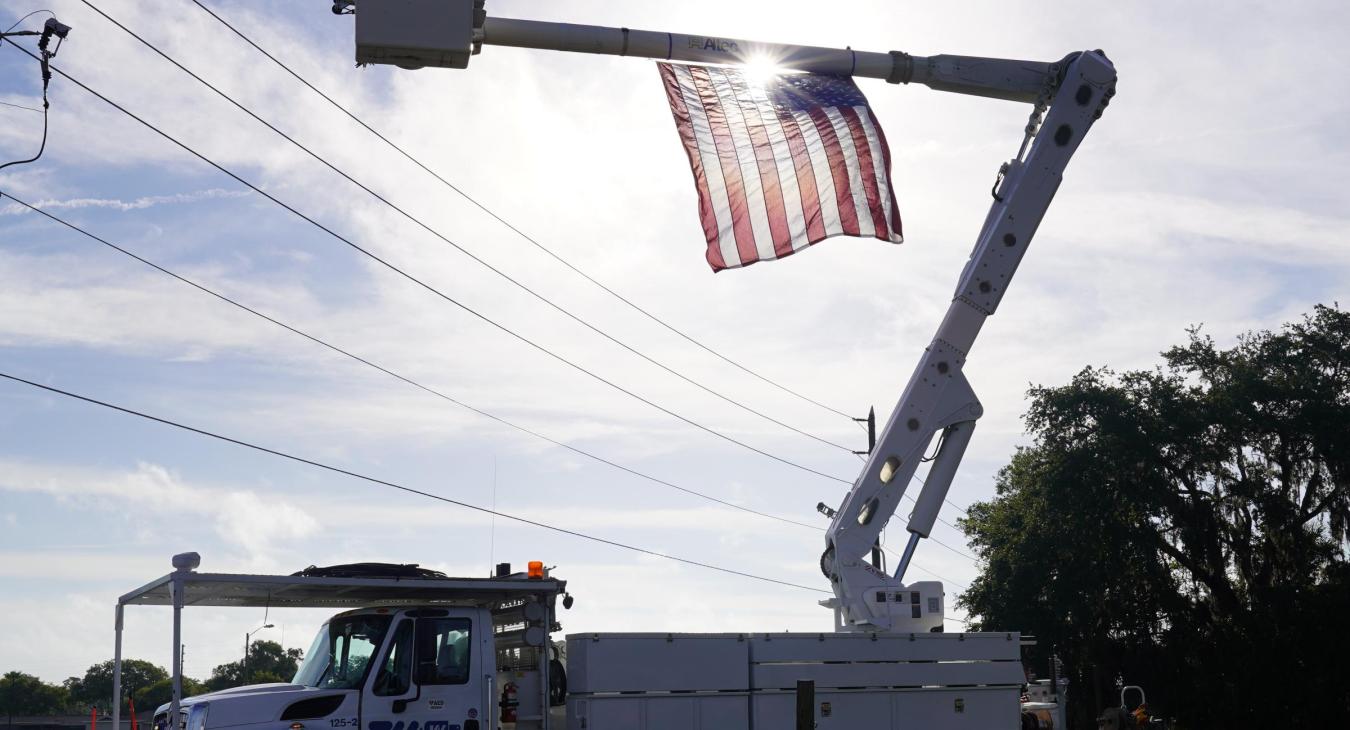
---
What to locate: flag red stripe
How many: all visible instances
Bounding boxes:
[805,107,859,236]
[689,66,758,267]
[838,106,890,240]
[658,64,726,270]
[729,77,794,258]
[775,110,826,242]
[867,107,904,240]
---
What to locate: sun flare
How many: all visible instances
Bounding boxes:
[741,53,786,85]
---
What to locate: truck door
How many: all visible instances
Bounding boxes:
[364,611,487,730]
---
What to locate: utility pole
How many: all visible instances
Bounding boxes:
[244,624,273,684]
[853,408,883,570]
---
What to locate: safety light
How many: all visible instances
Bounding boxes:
[527,561,544,579]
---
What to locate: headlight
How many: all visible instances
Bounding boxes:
[186,703,210,730]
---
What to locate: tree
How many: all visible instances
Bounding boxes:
[66,660,168,713]
[959,305,1350,728]
[0,672,70,722]
[132,677,205,713]
[204,641,302,692]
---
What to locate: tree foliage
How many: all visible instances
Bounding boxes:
[2,640,306,720]
[132,677,205,712]
[65,660,168,713]
[0,672,69,721]
[960,305,1350,727]
[203,641,302,692]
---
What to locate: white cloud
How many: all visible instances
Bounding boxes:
[0,455,817,543]
[0,458,319,556]
[0,188,251,216]
[1069,191,1350,265]
[0,549,169,582]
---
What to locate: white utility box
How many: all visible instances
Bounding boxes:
[566,631,1025,729]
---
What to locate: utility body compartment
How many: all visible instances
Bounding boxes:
[565,631,1024,729]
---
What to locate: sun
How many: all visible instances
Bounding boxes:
[741,53,786,85]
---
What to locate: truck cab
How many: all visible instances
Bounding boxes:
[298,606,491,730]
[157,606,496,730]
[135,563,566,730]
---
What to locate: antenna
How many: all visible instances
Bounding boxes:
[488,455,498,571]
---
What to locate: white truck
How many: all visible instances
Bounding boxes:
[124,556,1030,730]
[110,3,1115,729]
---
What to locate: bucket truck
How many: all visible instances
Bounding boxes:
[111,3,1115,729]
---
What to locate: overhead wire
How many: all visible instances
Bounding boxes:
[0,190,821,532]
[3,9,53,34]
[2,190,979,581]
[0,99,44,113]
[0,105,48,172]
[0,31,977,560]
[102,0,979,524]
[0,40,855,489]
[75,0,856,455]
[187,0,858,424]
[0,370,828,594]
[881,545,968,590]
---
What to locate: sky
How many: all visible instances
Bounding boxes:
[1,0,1348,685]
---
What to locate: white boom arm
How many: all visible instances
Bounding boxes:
[824,51,1116,631]
[352,1,1060,102]
[346,0,1117,633]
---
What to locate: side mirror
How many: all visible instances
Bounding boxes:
[391,700,408,714]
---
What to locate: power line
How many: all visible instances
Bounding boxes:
[879,544,968,590]
[78,0,855,455]
[187,0,858,423]
[43,3,979,527]
[0,99,43,113]
[3,189,982,587]
[0,36,976,563]
[1,41,854,488]
[0,189,823,532]
[3,9,52,34]
[0,369,828,594]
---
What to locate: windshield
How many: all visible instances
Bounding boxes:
[293,615,393,689]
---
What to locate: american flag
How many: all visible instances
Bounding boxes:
[659,62,903,271]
